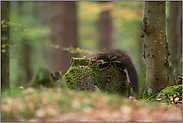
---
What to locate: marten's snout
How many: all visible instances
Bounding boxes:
[88,60,95,66]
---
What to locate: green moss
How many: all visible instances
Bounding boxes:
[160,84,182,96]
[70,57,89,67]
[154,84,182,104]
[64,66,98,91]
[65,57,131,96]
[142,84,182,104]
[93,67,130,96]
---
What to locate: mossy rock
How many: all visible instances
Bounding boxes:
[64,57,132,96]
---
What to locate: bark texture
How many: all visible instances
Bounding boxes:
[51,1,78,72]
[1,1,10,90]
[142,2,170,93]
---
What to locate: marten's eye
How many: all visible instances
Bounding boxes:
[91,61,95,64]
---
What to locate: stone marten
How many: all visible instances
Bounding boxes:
[88,48,139,94]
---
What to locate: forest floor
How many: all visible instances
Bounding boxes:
[1,87,182,122]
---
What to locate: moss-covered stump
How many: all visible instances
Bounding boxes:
[70,57,89,67]
[64,67,98,91]
[95,68,131,95]
[64,57,131,96]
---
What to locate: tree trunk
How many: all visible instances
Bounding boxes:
[98,8,113,51]
[142,2,170,94]
[38,1,51,26]
[38,1,51,67]
[51,1,78,72]
[167,1,182,62]
[23,39,32,83]
[1,1,10,90]
[21,2,33,85]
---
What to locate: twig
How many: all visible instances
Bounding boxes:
[145,92,165,102]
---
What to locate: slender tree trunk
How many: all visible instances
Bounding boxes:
[23,40,32,83]
[21,2,33,85]
[98,9,113,51]
[1,1,10,90]
[13,1,24,87]
[38,1,51,66]
[142,2,170,94]
[51,1,78,72]
[167,1,182,86]
[173,2,182,58]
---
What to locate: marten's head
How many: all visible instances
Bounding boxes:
[88,55,98,66]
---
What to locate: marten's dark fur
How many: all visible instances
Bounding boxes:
[88,48,139,93]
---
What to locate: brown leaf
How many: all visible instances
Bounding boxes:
[83,56,88,59]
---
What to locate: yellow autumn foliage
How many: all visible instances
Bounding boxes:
[78,1,144,21]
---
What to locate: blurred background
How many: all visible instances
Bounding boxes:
[8,1,182,88]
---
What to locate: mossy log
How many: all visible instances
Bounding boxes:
[64,57,132,96]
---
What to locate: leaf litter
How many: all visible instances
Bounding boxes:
[1,87,182,122]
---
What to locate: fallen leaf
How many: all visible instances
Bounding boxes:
[174,97,179,102]
[156,98,162,101]
[167,83,171,86]
[83,56,88,59]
